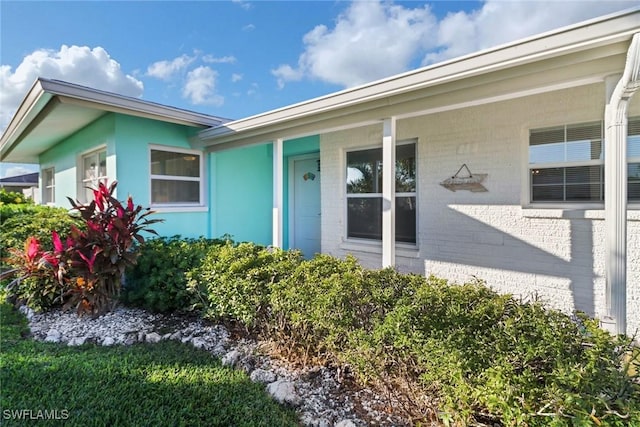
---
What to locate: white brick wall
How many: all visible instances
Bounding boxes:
[320,83,640,337]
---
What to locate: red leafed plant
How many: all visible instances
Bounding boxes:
[3,181,161,316]
[1,236,66,310]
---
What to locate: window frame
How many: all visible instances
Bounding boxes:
[42,167,55,205]
[526,117,640,208]
[627,118,640,205]
[345,139,417,245]
[148,144,205,209]
[79,147,108,203]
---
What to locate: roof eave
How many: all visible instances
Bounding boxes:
[0,80,52,162]
[199,7,640,144]
[1,78,231,162]
[38,79,229,127]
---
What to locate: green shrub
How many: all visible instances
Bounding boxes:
[0,188,33,205]
[350,279,640,425]
[0,203,82,296]
[0,205,83,263]
[122,236,226,313]
[187,242,302,330]
[1,236,68,312]
[0,203,38,224]
[184,248,640,425]
[0,205,81,311]
[270,255,423,359]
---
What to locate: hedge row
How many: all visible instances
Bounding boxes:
[128,240,640,426]
[120,236,228,313]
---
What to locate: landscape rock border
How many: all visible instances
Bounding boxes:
[19,305,411,427]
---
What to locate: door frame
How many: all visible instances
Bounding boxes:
[287,152,321,251]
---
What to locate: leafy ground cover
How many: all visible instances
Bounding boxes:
[186,244,640,426]
[0,301,299,427]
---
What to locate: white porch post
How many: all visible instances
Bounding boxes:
[603,33,640,336]
[382,117,397,268]
[272,138,284,248]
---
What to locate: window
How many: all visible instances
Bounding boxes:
[42,168,55,204]
[81,149,107,202]
[346,142,416,243]
[629,118,640,201]
[528,117,640,203]
[150,147,203,205]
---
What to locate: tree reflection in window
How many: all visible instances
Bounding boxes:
[346,142,416,243]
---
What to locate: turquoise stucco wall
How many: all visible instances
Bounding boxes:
[39,113,209,239]
[211,135,319,248]
[38,111,319,244]
[39,114,116,206]
[212,143,273,245]
[113,114,209,239]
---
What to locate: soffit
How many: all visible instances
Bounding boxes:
[1,98,106,163]
[0,78,228,164]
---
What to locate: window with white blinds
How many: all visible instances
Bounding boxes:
[529,117,640,203]
[149,147,203,206]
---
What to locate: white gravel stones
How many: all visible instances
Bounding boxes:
[267,380,300,406]
[250,368,277,384]
[68,336,86,346]
[221,349,242,367]
[24,305,411,426]
[18,305,35,320]
[144,332,162,343]
[44,329,61,343]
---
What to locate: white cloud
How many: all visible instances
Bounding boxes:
[247,82,258,96]
[273,1,437,88]
[243,24,256,31]
[0,45,143,130]
[232,0,252,11]
[272,64,304,89]
[183,66,223,106]
[424,0,638,64]
[146,52,234,107]
[231,73,243,83]
[146,54,195,80]
[203,55,237,64]
[274,0,637,89]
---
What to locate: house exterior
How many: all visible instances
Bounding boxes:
[1,9,639,336]
[0,172,39,202]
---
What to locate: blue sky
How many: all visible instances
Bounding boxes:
[1,0,638,178]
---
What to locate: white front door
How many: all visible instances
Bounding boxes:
[290,155,321,258]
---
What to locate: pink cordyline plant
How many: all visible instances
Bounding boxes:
[4,181,161,316]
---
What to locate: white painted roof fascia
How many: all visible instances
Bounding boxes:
[199,7,640,143]
[1,78,230,160]
[38,78,229,127]
[0,80,51,158]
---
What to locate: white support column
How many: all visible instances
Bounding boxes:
[272,138,284,248]
[603,33,640,336]
[382,117,396,268]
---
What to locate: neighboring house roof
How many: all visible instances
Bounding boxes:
[199,7,640,151]
[0,172,38,186]
[0,78,231,163]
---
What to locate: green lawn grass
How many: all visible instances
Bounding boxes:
[0,302,300,427]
